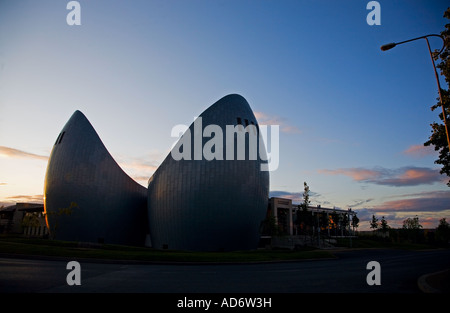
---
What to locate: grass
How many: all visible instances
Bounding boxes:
[335,236,443,250]
[2,235,443,264]
[0,235,334,263]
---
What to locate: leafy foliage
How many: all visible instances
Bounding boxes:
[424,8,450,187]
[370,214,378,230]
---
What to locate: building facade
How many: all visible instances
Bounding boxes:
[0,203,47,237]
[42,94,269,251]
[268,197,357,237]
[43,110,148,246]
[148,94,270,251]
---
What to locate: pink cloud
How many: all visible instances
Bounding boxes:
[0,146,48,161]
[375,167,443,186]
[254,112,301,134]
[354,191,450,230]
[318,168,382,181]
[403,144,436,158]
[318,166,443,187]
[4,194,44,204]
[374,192,450,212]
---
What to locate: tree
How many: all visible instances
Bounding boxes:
[297,182,312,238]
[351,214,360,233]
[370,215,379,231]
[424,7,450,187]
[44,201,78,239]
[402,215,422,230]
[260,214,279,236]
[298,182,310,212]
[342,213,349,236]
[319,211,329,233]
[436,217,450,244]
[330,210,340,236]
[402,215,423,242]
[380,216,389,232]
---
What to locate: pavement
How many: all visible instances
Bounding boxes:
[418,268,450,293]
[1,248,450,293]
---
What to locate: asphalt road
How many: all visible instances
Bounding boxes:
[1,248,449,294]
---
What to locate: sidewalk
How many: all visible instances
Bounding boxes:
[418,268,450,293]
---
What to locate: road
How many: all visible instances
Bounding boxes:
[1,248,449,293]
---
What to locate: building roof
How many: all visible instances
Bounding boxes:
[269,196,355,215]
[0,203,44,213]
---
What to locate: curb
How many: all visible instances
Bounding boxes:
[417,269,450,293]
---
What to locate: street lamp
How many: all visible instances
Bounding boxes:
[381,34,450,148]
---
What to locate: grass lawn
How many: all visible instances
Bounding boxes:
[335,236,443,250]
[1,235,443,263]
[0,235,335,263]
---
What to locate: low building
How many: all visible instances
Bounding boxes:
[267,197,357,237]
[0,203,48,237]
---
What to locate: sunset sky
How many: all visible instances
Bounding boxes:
[1,0,449,230]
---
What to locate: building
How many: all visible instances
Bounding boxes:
[29,95,357,250]
[43,94,269,251]
[148,94,270,251]
[0,203,47,237]
[43,110,148,246]
[267,197,357,237]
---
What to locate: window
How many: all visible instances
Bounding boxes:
[55,133,61,145]
[55,132,66,145]
[58,131,65,144]
[237,117,242,125]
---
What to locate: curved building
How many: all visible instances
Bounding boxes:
[148,94,270,251]
[44,110,148,246]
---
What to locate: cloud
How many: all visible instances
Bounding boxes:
[116,153,164,186]
[353,190,450,230]
[131,175,152,184]
[118,160,159,173]
[348,198,374,208]
[318,166,444,187]
[403,144,436,158]
[5,194,44,203]
[373,190,450,213]
[269,190,303,203]
[254,112,302,134]
[378,167,443,186]
[0,146,48,161]
[269,190,321,204]
[318,168,382,182]
[1,195,47,209]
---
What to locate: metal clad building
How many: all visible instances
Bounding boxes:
[43,95,269,251]
[43,110,148,246]
[147,94,270,251]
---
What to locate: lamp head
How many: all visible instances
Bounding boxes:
[380,43,396,51]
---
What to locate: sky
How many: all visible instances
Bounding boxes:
[0,0,449,231]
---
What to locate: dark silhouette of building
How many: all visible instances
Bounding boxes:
[44,94,269,250]
[44,110,147,246]
[148,94,269,251]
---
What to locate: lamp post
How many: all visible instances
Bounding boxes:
[381,34,450,148]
